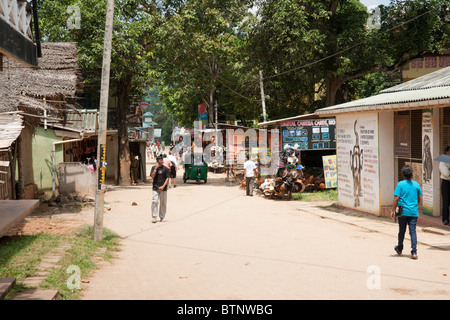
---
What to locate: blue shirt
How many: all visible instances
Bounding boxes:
[393,180,422,217]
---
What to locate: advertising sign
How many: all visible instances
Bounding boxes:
[280,118,336,150]
[322,155,337,189]
[336,113,379,212]
[97,144,106,190]
[198,103,208,129]
[422,109,434,216]
[139,101,150,108]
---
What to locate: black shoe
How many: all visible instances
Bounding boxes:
[444,220,449,225]
[394,246,402,255]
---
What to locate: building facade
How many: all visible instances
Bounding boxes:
[316,66,450,219]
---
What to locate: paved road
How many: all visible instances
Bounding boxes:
[81,160,450,300]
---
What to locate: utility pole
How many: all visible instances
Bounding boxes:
[259,70,267,123]
[94,0,115,241]
[215,101,218,147]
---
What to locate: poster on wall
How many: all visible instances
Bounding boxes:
[322,155,337,188]
[422,109,434,216]
[336,113,379,213]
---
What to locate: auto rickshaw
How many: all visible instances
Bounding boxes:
[183,153,208,184]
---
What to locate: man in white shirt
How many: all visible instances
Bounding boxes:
[168,151,178,188]
[439,146,450,225]
[244,154,257,196]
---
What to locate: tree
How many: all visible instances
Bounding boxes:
[147,0,260,127]
[247,0,450,119]
[38,0,161,185]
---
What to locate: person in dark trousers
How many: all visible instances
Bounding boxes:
[130,154,139,185]
[439,146,450,225]
[390,165,422,260]
[150,156,170,223]
[243,154,257,196]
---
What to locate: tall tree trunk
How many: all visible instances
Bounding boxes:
[117,77,133,186]
[208,88,215,126]
[324,76,344,107]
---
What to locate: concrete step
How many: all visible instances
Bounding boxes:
[12,289,58,300]
[0,277,16,300]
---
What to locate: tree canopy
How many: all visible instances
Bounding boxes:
[36,0,450,184]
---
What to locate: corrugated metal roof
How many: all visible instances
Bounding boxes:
[65,109,98,132]
[316,66,450,115]
[382,66,450,93]
[316,86,450,115]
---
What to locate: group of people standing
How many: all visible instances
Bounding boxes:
[389,145,450,260]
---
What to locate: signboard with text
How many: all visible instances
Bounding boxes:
[97,144,106,190]
[336,113,379,213]
[280,118,336,150]
[322,155,337,189]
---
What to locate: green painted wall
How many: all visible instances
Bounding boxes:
[32,127,63,199]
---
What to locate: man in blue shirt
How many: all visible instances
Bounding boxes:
[390,165,422,260]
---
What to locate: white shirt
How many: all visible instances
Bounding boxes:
[439,161,450,180]
[168,154,178,167]
[244,160,257,177]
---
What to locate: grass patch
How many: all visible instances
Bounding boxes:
[292,189,338,202]
[0,225,120,300]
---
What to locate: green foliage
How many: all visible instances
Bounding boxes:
[38,0,158,96]
[248,0,450,115]
[151,0,260,126]
[36,0,450,127]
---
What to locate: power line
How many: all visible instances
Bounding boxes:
[262,7,438,81]
[154,7,260,103]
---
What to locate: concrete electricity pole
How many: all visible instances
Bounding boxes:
[94,0,115,241]
[259,70,267,123]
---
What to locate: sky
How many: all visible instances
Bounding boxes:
[359,0,391,9]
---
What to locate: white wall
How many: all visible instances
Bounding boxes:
[378,111,395,207]
[58,163,96,198]
[431,107,441,217]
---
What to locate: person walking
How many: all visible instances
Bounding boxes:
[439,146,450,225]
[168,151,178,188]
[130,154,139,186]
[243,154,257,196]
[152,144,158,159]
[390,165,422,260]
[150,156,170,223]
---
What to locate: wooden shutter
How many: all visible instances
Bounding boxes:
[441,107,450,153]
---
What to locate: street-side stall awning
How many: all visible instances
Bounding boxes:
[0,112,24,152]
[258,113,318,127]
[0,112,39,237]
